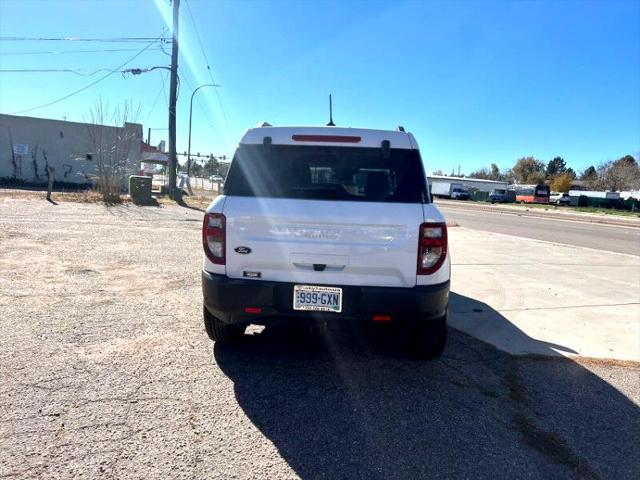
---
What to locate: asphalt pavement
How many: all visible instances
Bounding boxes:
[437,203,640,256]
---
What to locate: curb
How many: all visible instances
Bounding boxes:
[436,201,640,228]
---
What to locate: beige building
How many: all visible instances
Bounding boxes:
[0,114,143,186]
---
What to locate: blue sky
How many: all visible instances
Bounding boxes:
[0,0,638,174]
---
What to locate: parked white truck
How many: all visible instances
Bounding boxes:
[430,180,470,200]
[202,125,451,359]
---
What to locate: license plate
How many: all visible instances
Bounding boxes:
[293,285,342,313]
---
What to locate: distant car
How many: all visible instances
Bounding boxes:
[210,175,224,183]
[550,192,570,206]
[558,193,571,206]
[489,189,516,203]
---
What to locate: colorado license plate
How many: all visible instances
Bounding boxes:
[293,285,342,313]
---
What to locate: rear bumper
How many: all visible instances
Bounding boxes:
[202,271,449,326]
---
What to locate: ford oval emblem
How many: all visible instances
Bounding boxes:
[234,246,252,255]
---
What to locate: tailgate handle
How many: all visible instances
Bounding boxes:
[291,253,348,269]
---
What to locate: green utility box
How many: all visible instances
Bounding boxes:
[570,195,622,209]
[470,191,489,202]
[129,175,152,204]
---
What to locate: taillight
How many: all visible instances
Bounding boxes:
[417,222,447,275]
[203,212,225,264]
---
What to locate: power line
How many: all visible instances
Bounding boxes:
[160,68,169,108]
[0,47,164,56]
[178,66,211,119]
[2,65,170,77]
[0,36,166,43]
[144,70,169,123]
[0,68,113,76]
[11,36,162,115]
[184,0,233,138]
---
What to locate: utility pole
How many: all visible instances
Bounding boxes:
[168,0,180,199]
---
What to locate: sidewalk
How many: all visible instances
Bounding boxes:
[437,198,640,228]
[448,227,640,361]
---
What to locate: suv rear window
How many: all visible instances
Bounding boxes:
[224,144,428,203]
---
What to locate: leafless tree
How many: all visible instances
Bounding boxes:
[85,99,141,203]
[594,155,640,191]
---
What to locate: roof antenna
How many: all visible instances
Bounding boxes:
[326,94,335,126]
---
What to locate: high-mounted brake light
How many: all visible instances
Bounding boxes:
[417,222,447,275]
[291,134,361,143]
[381,140,390,159]
[203,212,226,264]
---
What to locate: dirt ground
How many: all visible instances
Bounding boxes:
[1,198,639,479]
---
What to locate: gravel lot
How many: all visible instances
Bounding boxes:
[1,198,639,479]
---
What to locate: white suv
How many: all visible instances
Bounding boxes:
[202,125,450,358]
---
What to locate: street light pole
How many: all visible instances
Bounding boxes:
[187,84,219,184]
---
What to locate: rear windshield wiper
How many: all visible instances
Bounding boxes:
[290,184,350,199]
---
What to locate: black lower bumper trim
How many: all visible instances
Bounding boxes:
[202,271,449,325]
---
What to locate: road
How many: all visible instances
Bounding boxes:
[438,204,640,256]
[1,198,638,479]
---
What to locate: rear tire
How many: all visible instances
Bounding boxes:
[407,314,448,360]
[203,306,245,343]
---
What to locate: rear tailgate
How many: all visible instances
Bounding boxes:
[224,197,422,288]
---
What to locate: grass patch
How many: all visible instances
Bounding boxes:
[440,199,640,218]
[499,202,638,216]
[513,202,639,217]
[570,206,640,217]
[63,190,128,204]
[0,188,128,205]
[1,187,217,209]
[156,192,216,211]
